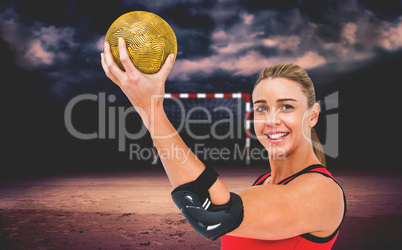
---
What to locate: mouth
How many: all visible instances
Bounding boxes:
[266,132,289,143]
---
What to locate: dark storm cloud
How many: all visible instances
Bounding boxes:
[239,0,299,11]
[358,0,402,20]
[0,10,77,69]
[1,0,402,100]
[0,1,111,99]
[169,0,402,84]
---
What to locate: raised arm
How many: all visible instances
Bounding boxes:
[100,37,230,206]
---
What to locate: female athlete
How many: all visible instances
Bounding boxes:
[101,37,346,249]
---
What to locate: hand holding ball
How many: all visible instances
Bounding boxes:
[105,11,177,74]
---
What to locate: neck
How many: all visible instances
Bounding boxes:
[268,144,321,184]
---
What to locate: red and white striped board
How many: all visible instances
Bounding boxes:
[152,93,251,165]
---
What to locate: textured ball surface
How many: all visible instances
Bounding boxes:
[105,11,177,74]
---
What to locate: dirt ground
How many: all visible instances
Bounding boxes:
[0,167,401,249]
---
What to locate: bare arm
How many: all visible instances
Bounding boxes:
[101,37,230,205]
[141,109,231,205]
[231,173,344,240]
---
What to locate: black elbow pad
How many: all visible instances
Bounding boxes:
[172,190,243,240]
[171,168,244,241]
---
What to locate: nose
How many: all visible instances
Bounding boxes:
[264,108,280,127]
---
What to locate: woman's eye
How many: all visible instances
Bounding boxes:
[281,104,293,111]
[255,106,268,112]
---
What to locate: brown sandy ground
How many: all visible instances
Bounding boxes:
[1,209,402,250]
[0,167,401,249]
[0,209,219,250]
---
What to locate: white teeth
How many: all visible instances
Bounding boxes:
[267,133,289,139]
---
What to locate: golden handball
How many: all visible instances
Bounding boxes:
[105,11,177,74]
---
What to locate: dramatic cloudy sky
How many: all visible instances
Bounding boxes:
[1,0,401,175]
[2,0,402,97]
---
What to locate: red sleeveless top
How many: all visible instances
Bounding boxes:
[221,165,346,250]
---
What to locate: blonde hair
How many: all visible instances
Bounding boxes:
[254,62,326,166]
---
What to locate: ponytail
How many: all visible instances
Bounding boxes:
[311,128,326,167]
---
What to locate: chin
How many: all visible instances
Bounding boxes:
[267,146,287,161]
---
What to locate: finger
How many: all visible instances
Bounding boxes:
[118,37,141,75]
[156,53,175,80]
[101,53,121,87]
[103,41,125,80]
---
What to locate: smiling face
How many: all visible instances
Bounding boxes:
[252,77,320,160]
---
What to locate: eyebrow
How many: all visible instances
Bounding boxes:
[253,99,267,104]
[277,98,297,103]
[253,98,297,104]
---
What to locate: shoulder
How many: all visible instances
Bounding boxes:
[288,171,342,195]
[287,172,345,231]
[286,172,344,205]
